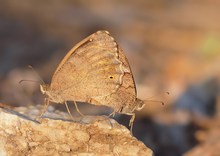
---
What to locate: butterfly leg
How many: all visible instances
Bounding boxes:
[104,111,116,129]
[96,110,116,129]
[74,101,85,117]
[128,113,135,135]
[65,101,75,120]
[109,106,124,118]
[36,98,50,122]
[101,115,114,129]
[108,111,116,118]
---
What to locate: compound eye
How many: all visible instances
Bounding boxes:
[137,103,145,111]
[40,85,46,94]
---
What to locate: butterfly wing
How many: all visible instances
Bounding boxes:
[91,46,138,112]
[50,31,126,102]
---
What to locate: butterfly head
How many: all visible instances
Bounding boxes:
[119,98,145,114]
[134,98,146,111]
[40,84,64,103]
[40,84,50,95]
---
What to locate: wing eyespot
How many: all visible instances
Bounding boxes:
[109,76,114,79]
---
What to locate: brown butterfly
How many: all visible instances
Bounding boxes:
[39,30,145,131]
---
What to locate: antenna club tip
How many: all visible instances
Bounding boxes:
[166,92,170,95]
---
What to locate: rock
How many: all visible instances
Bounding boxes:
[0,104,152,156]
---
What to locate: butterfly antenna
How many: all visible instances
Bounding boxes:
[145,91,170,100]
[19,79,42,84]
[143,92,170,106]
[144,99,165,106]
[28,65,45,85]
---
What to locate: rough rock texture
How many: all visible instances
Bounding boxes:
[0,105,152,156]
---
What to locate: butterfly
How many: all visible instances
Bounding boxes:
[39,30,145,132]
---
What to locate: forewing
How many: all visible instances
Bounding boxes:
[50,31,124,101]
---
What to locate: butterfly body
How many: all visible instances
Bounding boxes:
[40,83,144,114]
[40,30,145,129]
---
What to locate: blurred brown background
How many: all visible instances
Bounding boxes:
[0,1,220,156]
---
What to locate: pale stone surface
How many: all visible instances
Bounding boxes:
[0,105,153,156]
